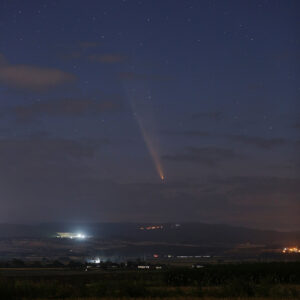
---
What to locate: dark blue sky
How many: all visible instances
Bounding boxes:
[0,0,299,230]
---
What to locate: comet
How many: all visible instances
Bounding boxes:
[122,82,165,181]
[134,108,165,181]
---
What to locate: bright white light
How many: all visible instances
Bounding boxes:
[75,233,85,239]
[56,232,90,239]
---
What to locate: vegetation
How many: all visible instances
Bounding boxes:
[0,262,299,299]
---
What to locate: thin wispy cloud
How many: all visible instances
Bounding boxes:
[0,54,76,92]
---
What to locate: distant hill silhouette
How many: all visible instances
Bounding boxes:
[0,222,299,246]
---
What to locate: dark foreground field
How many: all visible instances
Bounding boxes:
[0,262,300,299]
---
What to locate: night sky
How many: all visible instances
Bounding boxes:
[0,0,299,230]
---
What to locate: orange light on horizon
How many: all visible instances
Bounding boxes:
[139,225,163,231]
[282,247,300,254]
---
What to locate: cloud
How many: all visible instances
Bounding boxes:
[213,176,300,197]
[13,98,122,121]
[58,42,100,60]
[227,135,287,149]
[0,137,101,163]
[0,53,76,91]
[163,146,240,166]
[120,175,300,229]
[293,122,300,129]
[0,134,297,229]
[0,136,110,222]
[0,135,109,188]
[0,53,7,65]
[187,175,300,229]
[161,127,288,150]
[88,54,126,63]
[236,176,300,198]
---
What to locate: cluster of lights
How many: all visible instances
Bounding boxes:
[282,247,300,254]
[88,257,101,264]
[56,232,87,239]
[72,233,86,239]
[140,225,163,230]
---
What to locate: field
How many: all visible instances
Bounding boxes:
[30,298,300,300]
[0,262,300,299]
